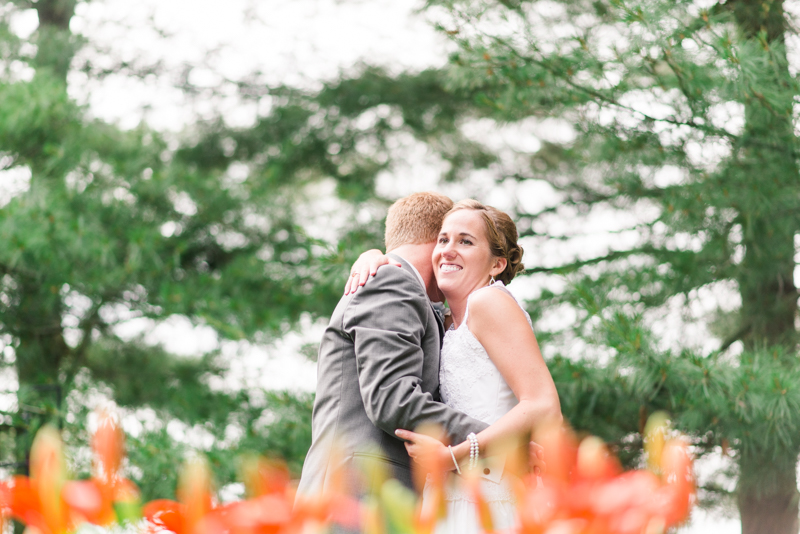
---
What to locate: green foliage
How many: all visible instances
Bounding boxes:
[421,0,800,526]
[125,427,190,501]
[230,391,314,477]
[0,0,499,498]
[84,339,240,426]
[121,391,313,501]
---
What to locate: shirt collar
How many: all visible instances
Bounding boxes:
[388,252,447,317]
[387,252,426,291]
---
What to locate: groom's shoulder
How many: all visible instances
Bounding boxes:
[375,262,417,283]
[350,263,424,303]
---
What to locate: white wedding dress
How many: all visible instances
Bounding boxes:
[423,281,531,533]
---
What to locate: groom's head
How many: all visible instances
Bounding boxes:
[385,192,453,252]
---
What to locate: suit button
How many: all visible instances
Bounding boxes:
[483,468,490,475]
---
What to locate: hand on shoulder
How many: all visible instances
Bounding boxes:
[344,250,402,295]
[346,258,422,307]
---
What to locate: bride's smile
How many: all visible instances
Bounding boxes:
[433,209,506,303]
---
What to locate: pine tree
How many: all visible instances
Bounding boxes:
[427,0,800,531]
[0,0,336,498]
[0,0,494,508]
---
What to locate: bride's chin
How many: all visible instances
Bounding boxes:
[437,281,461,297]
[435,279,452,291]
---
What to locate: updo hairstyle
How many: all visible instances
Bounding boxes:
[446,199,525,285]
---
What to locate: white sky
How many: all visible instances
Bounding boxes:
[71,0,450,130]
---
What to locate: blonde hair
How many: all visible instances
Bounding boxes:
[385,192,454,251]
[446,199,525,284]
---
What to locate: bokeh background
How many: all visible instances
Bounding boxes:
[5,0,800,532]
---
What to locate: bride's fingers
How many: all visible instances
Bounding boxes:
[405,444,424,464]
[345,266,372,295]
[344,272,358,295]
[344,256,402,295]
[356,266,371,290]
[368,256,401,276]
[395,429,418,441]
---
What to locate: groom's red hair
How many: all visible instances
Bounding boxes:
[385,192,453,252]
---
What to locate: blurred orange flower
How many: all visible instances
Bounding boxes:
[3,414,694,534]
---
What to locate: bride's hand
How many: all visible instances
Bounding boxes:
[344,249,401,295]
[395,428,451,471]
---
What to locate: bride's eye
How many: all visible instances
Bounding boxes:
[460,238,473,245]
[438,237,449,244]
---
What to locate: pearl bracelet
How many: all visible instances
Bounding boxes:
[448,445,462,475]
[467,432,479,470]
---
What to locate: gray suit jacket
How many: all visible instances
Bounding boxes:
[297,255,489,496]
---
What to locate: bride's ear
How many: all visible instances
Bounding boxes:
[491,257,507,277]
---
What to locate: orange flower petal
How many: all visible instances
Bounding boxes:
[143,499,185,534]
[92,412,125,489]
[62,480,109,523]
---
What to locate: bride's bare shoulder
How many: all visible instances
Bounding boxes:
[469,284,517,307]
[468,286,525,323]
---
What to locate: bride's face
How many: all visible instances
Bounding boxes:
[432,209,506,300]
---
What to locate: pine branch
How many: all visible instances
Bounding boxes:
[8,0,34,9]
[83,337,242,425]
[525,246,660,274]
[658,49,706,117]
[0,261,36,282]
[716,322,752,355]
[485,36,736,139]
[62,302,105,385]
[520,220,656,240]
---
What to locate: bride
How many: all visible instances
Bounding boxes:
[352,199,561,533]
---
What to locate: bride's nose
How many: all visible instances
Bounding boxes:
[440,243,457,258]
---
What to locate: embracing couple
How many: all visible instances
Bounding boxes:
[297,192,562,533]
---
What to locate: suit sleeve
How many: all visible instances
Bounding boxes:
[343,267,488,445]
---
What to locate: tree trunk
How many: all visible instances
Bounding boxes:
[33,0,78,83]
[13,282,69,474]
[7,4,77,533]
[731,1,800,532]
[8,0,77,475]
[11,283,69,534]
[738,452,800,534]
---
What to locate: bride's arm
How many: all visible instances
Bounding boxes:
[397,289,560,472]
[450,288,562,463]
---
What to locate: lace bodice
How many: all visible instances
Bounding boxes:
[436,281,533,503]
[439,282,531,425]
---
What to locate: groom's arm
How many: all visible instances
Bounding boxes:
[343,266,488,445]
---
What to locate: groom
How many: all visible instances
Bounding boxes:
[297,192,497,497]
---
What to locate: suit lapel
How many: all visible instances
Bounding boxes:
[431,303,445,349]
